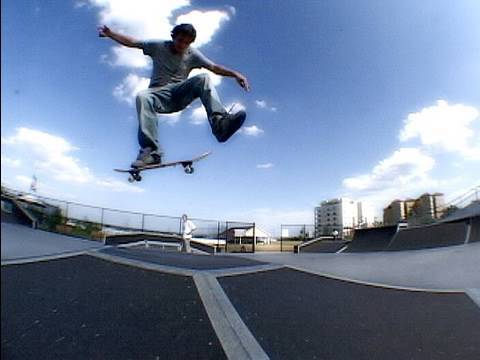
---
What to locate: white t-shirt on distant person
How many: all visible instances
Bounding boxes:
[183,220,197,240]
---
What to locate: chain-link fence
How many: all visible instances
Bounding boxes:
[314,225,343,238]
[280,224,315,252]
[2,187,255,252]
[223,221,257,253]
[442,186,480,218]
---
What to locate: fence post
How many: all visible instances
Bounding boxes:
[141,214,145,232]
[280,225,283,252]
[225,221,229,252]
[252,223,256,253]
[217,221,220,248]
[101,208,104,228]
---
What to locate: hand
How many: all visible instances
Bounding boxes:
[97,25,112,38]
[235,73,250,92]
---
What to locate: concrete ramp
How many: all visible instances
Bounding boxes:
[105,232,218,254]
[1,223,103,262]
[387,221,468,251]
[345,225,398,253]
[441,201,480,222]
[468,216,480,243]
[1,195,38,228]
[297,239,349,253]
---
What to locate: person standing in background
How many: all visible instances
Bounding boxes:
[181,214,197,253]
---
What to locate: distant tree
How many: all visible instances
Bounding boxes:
[442,205,459,218]
[45,209,65,231]
[299,227,306,239]
[372,220,384,227]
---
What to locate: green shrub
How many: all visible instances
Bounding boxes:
[45,209,64,231]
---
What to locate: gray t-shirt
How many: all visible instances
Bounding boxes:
[138,40,214,88]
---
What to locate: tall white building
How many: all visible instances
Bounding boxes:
[314,198,363,237]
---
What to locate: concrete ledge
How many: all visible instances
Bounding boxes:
[466,288,480,308]
[104,231,181,245]
[207,264,284,277]
[88,250,196,276]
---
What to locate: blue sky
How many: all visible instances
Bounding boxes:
[2,0,480,234]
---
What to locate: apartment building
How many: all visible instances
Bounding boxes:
[383,193,445,226]
[409,193,445,225]
[314,198,362,237]
[383,199,415,225]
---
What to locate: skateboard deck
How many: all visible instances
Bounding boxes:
[115,151,211,182]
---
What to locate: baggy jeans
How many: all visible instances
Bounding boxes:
[135,74,226,155]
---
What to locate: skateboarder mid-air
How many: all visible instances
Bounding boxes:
[98,23,250,168]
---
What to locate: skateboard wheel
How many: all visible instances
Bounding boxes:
[185,165,194,174]
[128,176,135,183]
[136,175,142,181]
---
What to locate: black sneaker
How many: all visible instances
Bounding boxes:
[131,148,162,168]
[212,110,247,143]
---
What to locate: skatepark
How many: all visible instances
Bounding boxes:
[3,1,480,358]
[2,194,480,359]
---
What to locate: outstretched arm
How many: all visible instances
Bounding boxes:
[97,25,141,49]
[208,64,250,92]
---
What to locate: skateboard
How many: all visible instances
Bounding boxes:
[115,151,211,182]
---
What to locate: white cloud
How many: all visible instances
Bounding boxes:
[342,147,441,218]
[255,99,277,112]
[92,0,189,40]
[175,10,230,47]
[343,148,435,192]
[159,112,182,126]
[226,6,236,16]
[464,147,480,161]
[256,163,274,169]
[2,128,143,193]
[190,105,207,125]
[226,102,246,113]
[14,175,33,187]
[109,46,150,69]
[400,100,480,159]
[2,128,91,183]
[1,155,21,168]
[189,68,222,87]
[14,174,141,196]
[341,100,480,219]
[74,1,89,9]
[113,74,150,105]
[256,100,267,108]
[251,208,313,236]
[13,175,79,200]
[96,178,143,193]
[241,125,264,137]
